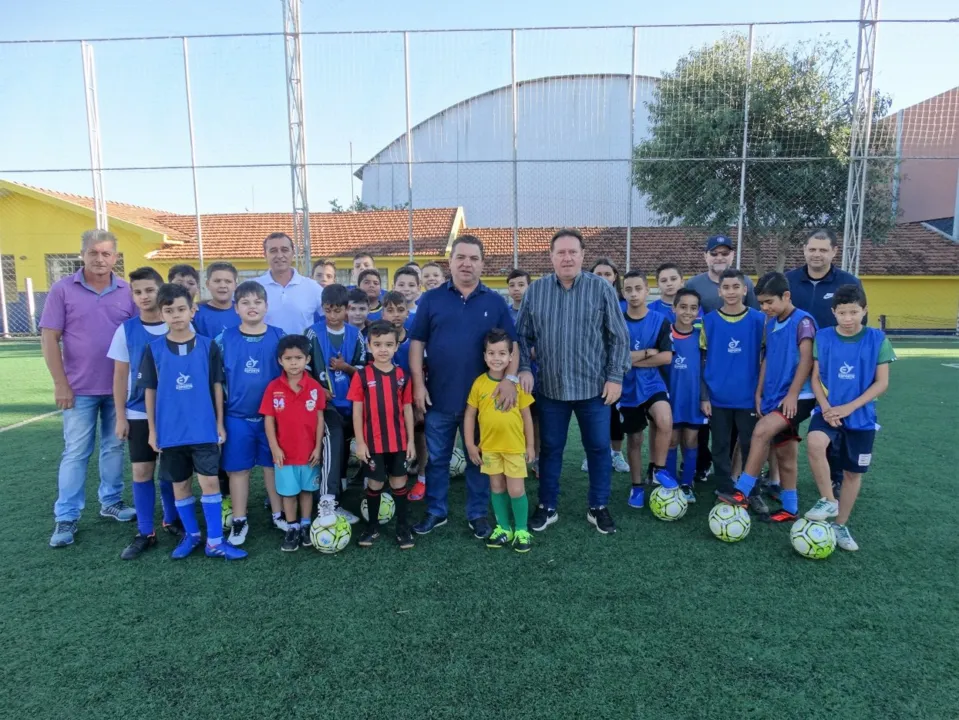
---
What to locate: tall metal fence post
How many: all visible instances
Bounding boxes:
[182,38,205,279]
[404,31,414,262]
[283,0,312,275]
[81,41,108,231]
[511,29,519,269]
[735,24,754,271]
[25,277,37,334]
[0,253,9,337]
[626,27,637,271]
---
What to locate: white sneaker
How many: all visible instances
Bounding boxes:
[272,514,290,532]
[805,497,839,521]
[336,507,360,525]
[581,457,589,472]
[611,451,630,473]
[317,494,337,525]
[227,518,248,546]
[832,523,859,551]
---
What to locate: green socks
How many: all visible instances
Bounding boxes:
[511,493,529,532]
[491,491,512,531]
[492,490,530,532]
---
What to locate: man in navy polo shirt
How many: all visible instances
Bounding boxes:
[409,235,518,540]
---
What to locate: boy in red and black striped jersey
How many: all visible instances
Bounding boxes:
[348,320,416,549]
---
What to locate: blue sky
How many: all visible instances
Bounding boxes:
[0,0,956,216]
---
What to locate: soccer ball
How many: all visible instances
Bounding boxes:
[360,492,395,524]
[790,518,836,560]
[708,503,751,542]
[221,497,233,533]
[310,514,351,554]
[450,448,467,477]
[648,486,688,521]
[348,438,360,468]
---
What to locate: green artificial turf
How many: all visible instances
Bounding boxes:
[1,339,957,719]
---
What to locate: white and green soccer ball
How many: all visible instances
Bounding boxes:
[708,503,751,543]
[310,514,352,554]
[450,448,467,477]
[649,486,688,522]
[221,497,233,533]
[360,492,395,525]
[790,518,836,560]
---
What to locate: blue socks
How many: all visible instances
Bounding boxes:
[781,489,799,514]
[176,496,200,536]
[132,480,155,536]
[159,480,177,525]
[201,493,224,546]
[681,448,698,487]
[735,472,758,496]
[665,448,678,479]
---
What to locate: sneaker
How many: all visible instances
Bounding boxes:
[412,513,448,535]
[300,525,313,548]
[805,497,839,521]
[716,490,749,507]
[486,525,513,549]
[529,505,558,532]
[358,526,380,547]
[162,518,184,538]
[49,520,78,548]
[206,541,248,560]
[611,451,630,473]
[171,533,203,560]
[396,524,415,550]
[280,526,299,552]
[587,506,616,535]
[335,507,360,525]
[227,518,249,546]
[767,509,798,523]
[512,529,532,553]
[580,457,589,472]
[100,501,136,522]
[833,523,859,551]
[680,485,696,504]
[748,493,770,519]
[628,485,645,509]
[317,494,337,523]
[272,514,290,532]
[653,469,679,489]
[409,478,426,502]
[763,482,782,502]
[469,517,493,540]
[120,532,157,560]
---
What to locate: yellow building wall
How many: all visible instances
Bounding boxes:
[860,276,959,330]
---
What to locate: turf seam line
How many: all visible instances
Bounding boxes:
[0,409,62,433]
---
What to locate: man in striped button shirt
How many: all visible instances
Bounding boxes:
[516,229,631,535]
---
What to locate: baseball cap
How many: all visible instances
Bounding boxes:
[705,235,733,252]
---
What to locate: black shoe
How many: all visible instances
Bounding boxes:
[412,513,448,535]
[120,533,157,560]
[468,516,492,540]
[300,525,312,548]
[162,518,184,539]
[587,506,616,535]
[396,524,415,550]
[280,526,299,552]
[748,493,770,519]
[358,526,380,547]
[529,504,558,532]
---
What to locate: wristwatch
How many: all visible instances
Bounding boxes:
[505,374,520,384]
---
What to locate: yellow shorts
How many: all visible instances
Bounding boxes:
[481,451,527,479]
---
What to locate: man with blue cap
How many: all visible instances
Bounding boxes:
[685,235,759,314]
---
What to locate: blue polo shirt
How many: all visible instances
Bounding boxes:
[410,280,517,415]
[785,265,862,329]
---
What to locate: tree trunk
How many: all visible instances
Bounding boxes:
[776,237,790,273]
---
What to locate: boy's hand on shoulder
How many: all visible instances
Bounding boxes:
[700,400,712,418]
[466,444,482,467]
[493,379,517,411]
[355,441,371,464]
[147,430,159,453]
[271,446,285,468]
[115,418,129,441]
[308,445,322,467]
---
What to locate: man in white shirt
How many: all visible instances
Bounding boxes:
[254,232,324,335]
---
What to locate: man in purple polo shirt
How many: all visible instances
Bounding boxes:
[40,229,137,548]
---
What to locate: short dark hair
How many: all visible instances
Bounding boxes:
[756,271,790,299]
[550,228,584,251]
[353,252,373,263]
[590,257,619,278]
[367,319,400,343]
[128,266,163,286]
[507,269,531,283]
[312,258,335,274]
[806,228,839,248]
[168,264,199,283]
[422,261,444,274]
[157,282,194,309]
[206,261,237,280]
[450,234,485,260]
[263,232,293,252]
[832,283,867,309]
[276,334,310,360]
[382,291,408,310]
[321,283,349,307]
[234,280,267,303]
[673,287,701,308]
[357,269,381,287]
[393,266,419,284]
[656,262,682,280]
[484,328,513,352]
[622,269,648,286]
[347,288,370,306]
[405,261,421,269]
[720,268,746,284]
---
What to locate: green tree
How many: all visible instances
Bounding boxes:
[328,197,409,213]
[632,34,896,272]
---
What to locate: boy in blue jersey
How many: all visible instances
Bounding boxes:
[167,264,200,300]
[700,269,766,499]
[217,281,286,545]
[620,270,677,509]
[109,267,180,560]
[347,288,371,332]
[137,283,246,560]
[507,269,531,323]
[393,266,421,321]
[803,285,895,551]
[358,269,384,322]
[717,273,816,521]
[421,262,445,292]
[194,262,241,339]
[665,288,707,503]
[648,263,684,322]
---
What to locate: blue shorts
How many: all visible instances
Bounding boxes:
[275,464,319,496]
[221,416,273,473]
[808,413,876,474]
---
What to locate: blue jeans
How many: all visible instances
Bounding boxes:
[54,395,125,521]
[538,394,612,509]
[423,409,489,521]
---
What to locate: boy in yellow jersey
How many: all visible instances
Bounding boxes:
[463,329,536,553]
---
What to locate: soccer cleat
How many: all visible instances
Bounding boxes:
[49,520,79,548]
[100,501,136,522]
[653,469,679,489]
[408,478,426,502]
[749,493,770,519]
[611,451,630,473]
[628,485,645,509]
[162,518,184,538]
[512,529,532,553]
[469,517,493,540]
[587,506,616,534]
[272,514,290,532]
[300,525,312,548]
[486,525,513,549]
[680,485,696,504]
[280,526,300,552]
[580,457,589,472]
[529,505,558,532]
[206,542,248,560]
[716,490,749,507]
[227,518,249,546]
[170,533,203,560]
[832,523,859,551]
[805,497,840,521]
[120,532,157,560]
[762,481,783,502]
[413,513,448,535]
[396,524,415,550]
[358,526,380,547]
[335,507,360,525]
[767,509,798,523]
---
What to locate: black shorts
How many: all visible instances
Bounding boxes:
[619,392,670,435]
[808,414,876,474]
[609,404,624,442]
[364,452,408,484]
[159,443,221,483]
[771,398,817,445]
[127,419,157,464]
